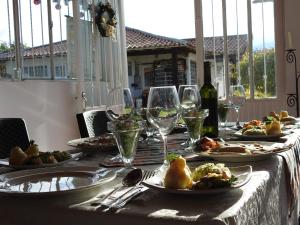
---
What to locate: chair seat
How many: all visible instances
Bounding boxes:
[76,110,110,138]
[0,118,30,158]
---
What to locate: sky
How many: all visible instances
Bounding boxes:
[0,0,275,49]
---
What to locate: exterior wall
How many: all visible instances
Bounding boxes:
[4,56,69,79]
[0,80,80,151]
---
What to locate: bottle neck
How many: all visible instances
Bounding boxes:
[204,61,211,84]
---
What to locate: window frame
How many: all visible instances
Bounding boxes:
[194,0,284,102]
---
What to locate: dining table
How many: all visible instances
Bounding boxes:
[0,126,300,225]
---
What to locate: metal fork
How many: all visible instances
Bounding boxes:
[95,169,156,209]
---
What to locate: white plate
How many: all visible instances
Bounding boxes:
[0,166,115,198]
[142,165,252,195]
[195,141,291,162]
[68,134,116,150]
[233,130,285,141]
[0,152,82,169]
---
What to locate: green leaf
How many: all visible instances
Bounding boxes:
[167,153,180,162]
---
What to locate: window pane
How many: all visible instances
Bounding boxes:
[252,1,276,98]
[202,0,225,98]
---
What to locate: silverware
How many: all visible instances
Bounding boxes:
[90,168,143,207]
[93,169,156,209]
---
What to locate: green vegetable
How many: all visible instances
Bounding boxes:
[167,153,180,162]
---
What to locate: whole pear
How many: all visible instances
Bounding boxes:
[9,146,27,166]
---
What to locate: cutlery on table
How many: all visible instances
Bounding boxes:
[90,168,143,207]
[91,169,156,209]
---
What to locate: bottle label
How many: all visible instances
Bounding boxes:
[202,97,218,138]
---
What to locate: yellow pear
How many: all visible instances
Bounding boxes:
[9,146,27,166]
[164,156,193,189]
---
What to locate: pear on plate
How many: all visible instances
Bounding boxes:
[25,140,40,157]
[164,156,193,189]
[9,146,28,166]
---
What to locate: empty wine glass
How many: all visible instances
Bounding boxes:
[178,85,201,109]
[228,85,246,129]
[106,87,134,121]
[146,86,180,167]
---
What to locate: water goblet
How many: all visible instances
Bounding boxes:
[228,85,246,129]
[107,120,144,170]
[146,86,180,167]
[106,87,135,121]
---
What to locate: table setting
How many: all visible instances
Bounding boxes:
[0,85,300,225]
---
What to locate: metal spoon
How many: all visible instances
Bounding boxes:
[91,168,143,207]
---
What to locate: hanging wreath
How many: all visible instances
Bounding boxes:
[95,2,117,38]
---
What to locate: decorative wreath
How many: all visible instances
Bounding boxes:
[95,2,117,38]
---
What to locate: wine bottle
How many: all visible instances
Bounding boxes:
[200,62,218,138]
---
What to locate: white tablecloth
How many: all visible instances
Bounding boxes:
[0,136,299,225]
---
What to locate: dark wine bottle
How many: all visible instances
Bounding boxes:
[200,62,218,138]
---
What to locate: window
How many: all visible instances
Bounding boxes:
[0,0,73,80]
[128,62,133,76]
[23,65,48,78]
[55,64,66,78]
[198,0,276,99]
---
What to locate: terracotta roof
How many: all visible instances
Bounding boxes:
[0,27,247,60]
[185,34,248,56]
[125,27,192,50]
[0,41,67,60]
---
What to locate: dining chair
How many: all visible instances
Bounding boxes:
[76,110,110,138]
[0,118,30,158]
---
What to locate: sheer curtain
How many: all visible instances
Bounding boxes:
[69,0,128,111]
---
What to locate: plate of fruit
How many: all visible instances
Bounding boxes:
[2,140,82,169]
[142,155,252,194]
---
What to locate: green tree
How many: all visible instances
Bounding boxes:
[0,42,29,52]
[240,48,276,98]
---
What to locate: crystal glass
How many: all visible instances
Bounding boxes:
[182,108,209,145]
[107,120,143,169]
[178,85,204,146]
[106,87,134,121]
[137,107,160,143]
[178,85,201,109]
[218,102,230,128]
[228,85,246,129]
[146,86,180,166]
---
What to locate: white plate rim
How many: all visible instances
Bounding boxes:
[142,165,252,195]
[0,166,115,196]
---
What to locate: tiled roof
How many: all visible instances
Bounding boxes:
[0,41,67,60]
[0,27,247,60]
[125,27,192,50]
[185,34,248,55]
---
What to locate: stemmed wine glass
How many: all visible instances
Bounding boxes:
[146,86,180,168]
[228,85,246,129]
[178,85,201,109]
[106,87,134,121]
[178,85,208,146]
